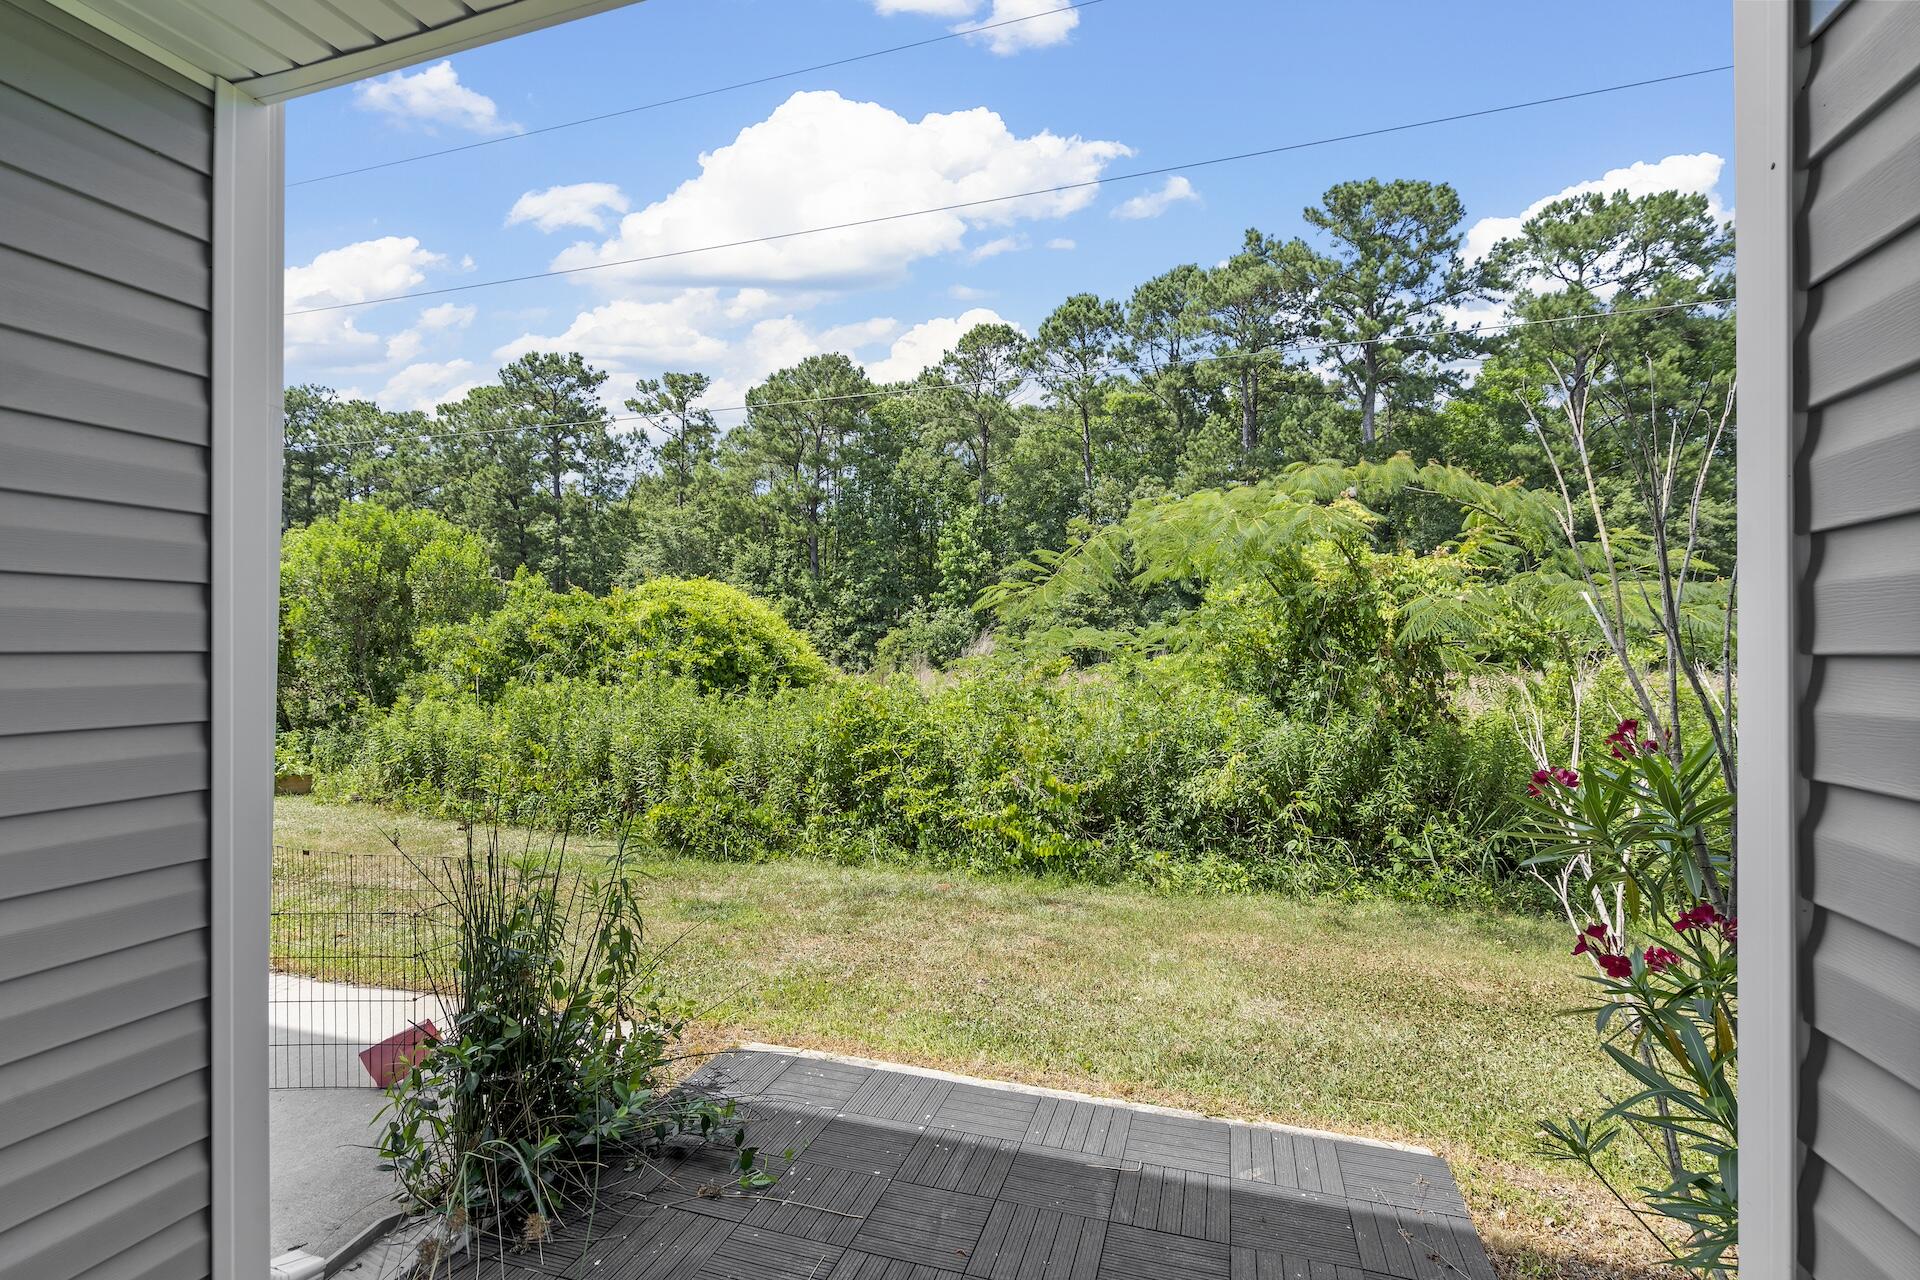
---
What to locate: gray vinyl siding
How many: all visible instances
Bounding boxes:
[0,1,214,1278]
[1798,1,1920,1274]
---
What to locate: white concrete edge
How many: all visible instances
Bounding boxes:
[735,1042,1438,1157]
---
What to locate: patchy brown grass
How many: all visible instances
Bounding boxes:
[275,796,1686,1278]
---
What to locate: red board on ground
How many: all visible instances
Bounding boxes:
[358,1021,438,1087]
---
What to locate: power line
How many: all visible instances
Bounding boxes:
[286,64,1732,317]
[310,296,1731,450]
[287,0,1112,187]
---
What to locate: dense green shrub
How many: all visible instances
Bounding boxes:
[279,504,497,734]
[416,573,827,699]
[329,661,1533,900]
[873,604,980,673]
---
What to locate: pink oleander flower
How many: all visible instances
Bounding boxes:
[1597,953,1633,980]
[1643,946,1681,974]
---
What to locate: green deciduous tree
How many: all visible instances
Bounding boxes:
[278,503,496,733]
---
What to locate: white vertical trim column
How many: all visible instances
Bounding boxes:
[210,79,282,1280]
[1733,1,1798,1275]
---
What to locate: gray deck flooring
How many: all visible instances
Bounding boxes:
[439,1048,1494,1280]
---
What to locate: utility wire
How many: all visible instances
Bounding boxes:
[287,0,1112,187]
[310,296,1731,450]
[286,64,1732,317]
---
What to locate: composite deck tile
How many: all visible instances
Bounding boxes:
[1095,1221,1232,1280]
[1328,1149,1467,1219]
[1122,1113,1232,1178]
[846,1069,955,1125]
[1226,1183,1360,1267]
[1022,1097,1132,1159]
[799,1113,924,1175]
[691,1224,844,1280]
[443,1051,1488,1280]
[965,1201,1107,1280]
[1288,1138,1346,1198]
[1110,1165,1230,1243]
[997,1147,1119,1218]
[830,1250,968,1279]
[739,1101,839,1174]
[653,1145,761,1222]
[1228,1127,1297,1190]
[686,1049,792,1099]
[899,1129,1021,1197]
[764,1058,877,1108]
[1348,1201,1493,1280]
[1226,1248,1370,1280]
[564,1206,734,1280]
[849,1180,996,1270]
[745,1161,891,1246]
[931,1084,1043,1143]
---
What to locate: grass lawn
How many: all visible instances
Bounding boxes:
[275,796,1684,1280]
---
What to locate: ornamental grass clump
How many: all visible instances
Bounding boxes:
[376,824,763,1276]
[1518,721,1736,1277]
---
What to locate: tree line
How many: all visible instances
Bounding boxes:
[283,176,1733,666]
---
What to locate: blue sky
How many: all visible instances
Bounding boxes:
[283,0,1733,419]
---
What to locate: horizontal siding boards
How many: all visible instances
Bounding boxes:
[0,653,208,734]
[1808,657,1920,801]
[1803,0,1920,161]
[0,328,209,442]
[0,249,211,376]
[0,1144,210,1280]
[0,4,211,169]
[0,930,209,1070]
[1807,910,1920,1092]
[1800,10,1920,1273]
[0,1073,208,1236]
[1803,67,1920,284]
[1803,222,1920,408]
[1806,1038,1920,1237]
[0,1005,208,1152]
[0,492,208,582]
[0,412,210,514]
[0,861,209,980]
[0,8,213,1274]
[0,724,208,819]
[0,82,209,238]
[1806,785,1920,942]
[1805,365,1920,531]
[0,574,208,654]
[1807,1162,1920,1280]
[1808,514,1920,652]
[66,1211,209,1280]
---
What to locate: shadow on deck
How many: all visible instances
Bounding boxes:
[436,1047,1496,1280]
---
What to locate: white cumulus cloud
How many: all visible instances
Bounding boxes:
[355,60,519,136]
[549,91,1129,290]
[376,359,480,412]
[873,0,978,13]
[418,302,476,330]
[1462,152,1729,263]
[283,236,445,363]
[864,307,1016,383]
[508,182,631,233]
[968,235,1024,262]
[494,290,737,367]
[1045,237,1076,251]
[958,0,1081,54]
[1113,175,1199,220]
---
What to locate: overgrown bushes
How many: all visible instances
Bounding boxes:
[322,662,1533,900]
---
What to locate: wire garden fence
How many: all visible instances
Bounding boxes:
[269,846,455,1089]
